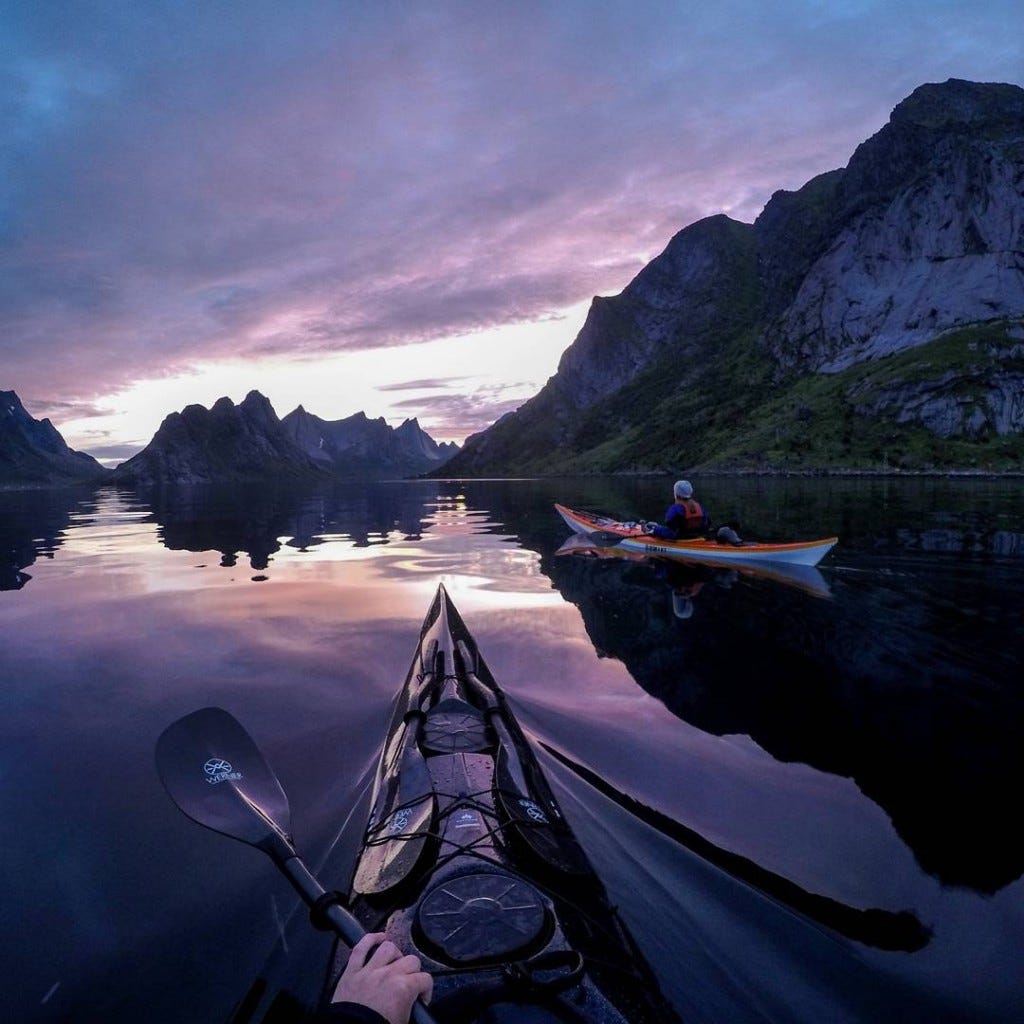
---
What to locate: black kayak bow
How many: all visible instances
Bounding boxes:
[155,706,438,1024]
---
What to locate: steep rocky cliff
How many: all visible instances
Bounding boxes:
[0,390,109,488]
[764,80,1024,372]
[443,79,1024,476]
[281,406,457,476]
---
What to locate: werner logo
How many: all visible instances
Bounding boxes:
[518,799,549,824]
[204,758,242,785]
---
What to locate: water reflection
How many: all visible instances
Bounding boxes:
[3,476,1023,1023]
[0,488,81,589]
[127,476,1024,894]
[137,482,436,569]
[503,481,1024,897]
[5,478,1022,898]
[542,742,930,952]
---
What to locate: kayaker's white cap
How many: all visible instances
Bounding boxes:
[674,479,693,499]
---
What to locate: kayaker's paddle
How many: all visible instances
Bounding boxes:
[156,707,439,1024]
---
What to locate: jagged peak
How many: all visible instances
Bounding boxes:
[1,390,25,415]
[211,396,236,413]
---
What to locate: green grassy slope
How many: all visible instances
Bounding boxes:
[472,320,1024,475]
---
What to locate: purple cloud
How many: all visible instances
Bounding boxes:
[29,398,115,421]
[376,377,468,392]
[391,391,527,441]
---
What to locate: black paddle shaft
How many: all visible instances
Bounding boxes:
[156,707,438,1024]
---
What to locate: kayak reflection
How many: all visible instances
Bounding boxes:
[555,533,832,607]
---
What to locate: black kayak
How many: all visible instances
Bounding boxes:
[332,583,681,1023]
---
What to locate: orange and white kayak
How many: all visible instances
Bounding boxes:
[555,503,838,567]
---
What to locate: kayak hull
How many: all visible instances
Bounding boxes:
[555,532,832,599]
[340,583,680,1024]
[556,503,837,567]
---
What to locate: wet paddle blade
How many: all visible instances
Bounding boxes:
[156,707,294,859]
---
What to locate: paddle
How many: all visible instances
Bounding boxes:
[156,706,438,1024]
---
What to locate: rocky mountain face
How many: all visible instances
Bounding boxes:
[112,391,325,486]
[763,80,1024,372]
[0,390,109,488]
[282,406,458,476]
[443,79,1024,476]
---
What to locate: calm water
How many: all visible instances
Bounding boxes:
[2,476,1022,1024]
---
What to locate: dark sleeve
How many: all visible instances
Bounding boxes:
[312,1002,390,1024]
[661,504,685,536]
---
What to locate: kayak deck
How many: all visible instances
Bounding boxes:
[340,583,680,1023]
[556,503,837,567]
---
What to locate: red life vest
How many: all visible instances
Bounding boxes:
[674,498,705,534]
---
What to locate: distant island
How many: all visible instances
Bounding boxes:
[442,79,1024,476]
[0,390,457,489]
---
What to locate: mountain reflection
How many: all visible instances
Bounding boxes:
[139,482,434,570]
[515,504,1024,896]
[0,487,89,589]
[5,476,1022,900]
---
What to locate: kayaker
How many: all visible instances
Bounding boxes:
[645,479,708,539]
[317,932,433,1023]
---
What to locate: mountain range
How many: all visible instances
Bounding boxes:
[112,391,458,486]
[442,79,1024,476]
[281,405,458,477]
[0,390,456,488]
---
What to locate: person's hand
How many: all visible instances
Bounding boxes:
[332,932,433,1024]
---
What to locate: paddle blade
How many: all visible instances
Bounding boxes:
[156,707,294,859]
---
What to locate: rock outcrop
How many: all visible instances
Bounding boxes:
[0,390,109,488]
[281,406,458,476]
[442,79,1024,476]
[764,80,1024,372]
[112,391,324,486]
[554,215,759,412]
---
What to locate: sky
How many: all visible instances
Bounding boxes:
[2,1,1022,463]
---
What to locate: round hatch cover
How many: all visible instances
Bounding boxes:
[422,708,489,753]
[416,873,547,963]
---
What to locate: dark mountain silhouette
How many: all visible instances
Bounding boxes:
[282,406,458,476]
[112,391,327,486]
[0,390,109,488]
